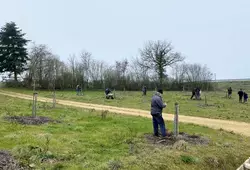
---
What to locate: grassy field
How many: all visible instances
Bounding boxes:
[2,88,250,123]
[0,94,250,169]
[216,81,250,91]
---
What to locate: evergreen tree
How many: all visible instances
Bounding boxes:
[0,22,30,81]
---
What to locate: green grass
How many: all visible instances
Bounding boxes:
[2,88,250,123]
[216,81,250,91]
[0,94,250,169]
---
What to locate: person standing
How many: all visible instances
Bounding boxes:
[150,89,168,137]
[238,89,244,103]
[76,85,80,95]
[190,88,196,99]
[244,92,248,103]
[228,87,232,98]
[142,86,147,96]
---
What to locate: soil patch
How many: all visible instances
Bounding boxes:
[145,132,210,146]
[197,103,215,108]
[0,150,23,170]
[5,116,60,125]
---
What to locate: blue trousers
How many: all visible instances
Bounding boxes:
[152,115,166,137]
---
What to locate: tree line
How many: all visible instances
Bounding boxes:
[0,22,214,91]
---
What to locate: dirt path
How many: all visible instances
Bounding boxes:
[1,91,250,137]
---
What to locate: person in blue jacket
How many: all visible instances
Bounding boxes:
[76,85,80,95]
[142,86,147,96]
[105,88,111,95]
[105,88,114,99]
[243,92,248,103]
[150,89,168,137]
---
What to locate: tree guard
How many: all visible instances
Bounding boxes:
[174,102,179,137]
[32,92,38,117]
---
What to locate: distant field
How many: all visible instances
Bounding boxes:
[216,80,250,91]
[0,94,250,169]
[2,88,250,123]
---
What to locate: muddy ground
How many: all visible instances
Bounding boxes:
[0,151,24,170]
[145,132,210,146]
[5,116,60,125]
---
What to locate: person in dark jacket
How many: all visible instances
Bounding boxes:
[244,92,248,103]
[238,89,244,103]
[105,88,111,95]
[142,86,147,96]
[76,85,80,95]
[105,88,114,99]
[195,87,201,100]
[151,89,167,137]
[190,88,196,99]
[228,87,232,98]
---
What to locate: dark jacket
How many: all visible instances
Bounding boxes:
[192,88,195,95]
[244,92,248,99]
[76,85,80,91]
[105,88,111,95]
[238,90,244,97]
[151,92,166,116]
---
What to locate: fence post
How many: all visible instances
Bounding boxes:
[205,95,207,106]
[33,79,36,92]
[32,92,38,117]
[174,102,179,137]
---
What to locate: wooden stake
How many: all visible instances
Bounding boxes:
[174,103,179,137]
[32,92,38,117]
[52,91,56,108]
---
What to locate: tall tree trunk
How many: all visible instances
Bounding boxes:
[39,58,43,86]
[159,68,164,89]
[14,71,17,81]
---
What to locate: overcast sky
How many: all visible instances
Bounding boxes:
[0,0,249,79]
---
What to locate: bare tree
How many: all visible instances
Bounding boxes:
[103,66,117,89]
[115,59,129,77]
[115,59,129,89]
[128,57,150,88]
[171,63,213,90]
[28,43,52,88]
[184,63,212,83]
[80,50,92,89]
[138,40,185,87]
[24,42,215,91]
[172,63,187,84]
[44,55,57,90]
[89,60,103,82]
[68,54,77,88]
[56,60,68,89]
